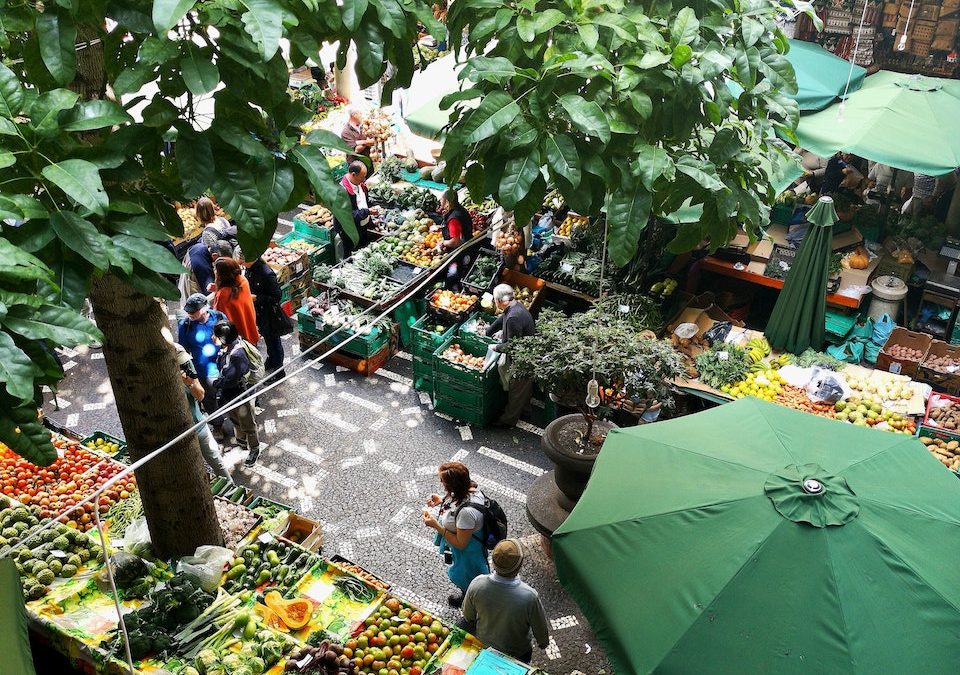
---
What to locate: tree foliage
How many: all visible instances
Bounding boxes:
[0,0,436,463]
[442,0,821,266]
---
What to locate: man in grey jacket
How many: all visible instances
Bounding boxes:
[485,284,536,428]
[461,539,549,663]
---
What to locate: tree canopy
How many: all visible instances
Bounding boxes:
[0,0,438,463]
[441,0,820,266]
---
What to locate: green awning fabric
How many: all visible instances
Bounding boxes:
[765,195,836,354]
[796,70,960,174]
[0,558,37,675]
[404,94,450,141]
[553,397,960,675]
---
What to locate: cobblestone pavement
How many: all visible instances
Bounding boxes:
[45,324,614,674]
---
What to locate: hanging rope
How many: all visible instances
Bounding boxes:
[586,217,611,409]
[899,0,918,51]
[838,0,871,122]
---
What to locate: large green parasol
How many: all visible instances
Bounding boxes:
[553,398,960,675]
[764,195,837,354]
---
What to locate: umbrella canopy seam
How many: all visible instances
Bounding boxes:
[832,437,918,476]
[856,497,960,528]
[823,528,858,673]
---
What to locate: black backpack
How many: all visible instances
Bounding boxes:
[455,493,508,550]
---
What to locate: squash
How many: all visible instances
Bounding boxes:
[264,591,312,629]
[254,603,289,632]
[847,247,869,270]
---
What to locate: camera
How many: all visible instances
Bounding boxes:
[443,549,453,565]
[179,359,198,380]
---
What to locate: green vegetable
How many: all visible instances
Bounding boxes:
[695,344,750,388]
[226,564,246,580]
[794,348,847,371]
[243,619,257,640]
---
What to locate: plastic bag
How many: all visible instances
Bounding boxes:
[702,321,732,346]
[176,545,234,593]
[806,367,846,404]
[873,314,895,345]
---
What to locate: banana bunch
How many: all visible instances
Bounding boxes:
[748,351,791,372]
[746,337,771,364]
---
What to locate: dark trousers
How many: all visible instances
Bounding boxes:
[499,376,534,426]
[198,376,223,430]
[264,333,284,371]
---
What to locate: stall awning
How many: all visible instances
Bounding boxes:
[404,94,450,141]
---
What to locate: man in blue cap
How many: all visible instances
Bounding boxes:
[178,293,226,434]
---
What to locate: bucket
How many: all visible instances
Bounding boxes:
[868,275,908,322]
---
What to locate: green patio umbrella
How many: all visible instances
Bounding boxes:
[553,398,960,675]
[728,39,866,112]
[764,195,836,354]
[796,71,960,174]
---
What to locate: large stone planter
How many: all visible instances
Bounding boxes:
[526,414,617,552]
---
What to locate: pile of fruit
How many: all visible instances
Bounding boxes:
[332,561,389,592]
[0,500,103,599]
[463,254,499,289]
[222,538,319,596]
[430,290,477,315]
[926,396,960,431]
[463,195,497,216]
[543,188,564,212]
[745,337,771,366]
[510,285,536,311]
[557,213,588,237]
[924,351,960,373]
[649,278,678,299]
[773,386,836,418]
[0,439,134,530]
[883,343,925,362]
[176,201,229,240]
[347,597,448,675]
[361,110,393,144]
[720,369,785,401]
[263,246,305,269]
[394,186,438,212]
[493,227,522,256]
[919,435,960,471]
[284,639,356,674]
[440,344,485,370]
[303,295,329,318]
[402,232,444,267]
[469,211,487,231]
[87,435,123,456]
[845,372,913,403]
[833,398,916,433]
[413,41,447,67]
[285,238,322,256]
[298,205,334,227]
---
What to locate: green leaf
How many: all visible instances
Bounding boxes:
[0,150,13,169]
[141,98,179,128]
[0,333,33,401]
[118,263,180,301]
[256,158,295,216]
[153,0,196,32]
[241,0,284,60]
[303,129,354,154]
[369,0,405,39]
[457,91,521,146]
[704,100,722,125]
[461,57,517,84]
[0,404,57,466]
[577,23,599,50]
[499,150,541,210]
[62,100,133,131]
[558,94,610,145]
[465,163,485,202]
[112,235,185,274]
[50,211,110,270]
[211,166,270,257]
[0,195,23,221]
[355,21,387,86]
[139,36,180,65]
[342,0,368,32]
[41,159,108,215]
[113,62,156,97]
[628,91,652,119]
[174,122,213,197]
[0,117,17,135]
[709,128,741,165]
[545,134,581,188]
[742,17,763,47]
[513,175,547,233]
[440,89,483,110]
[292,145,356,244]
[517,15,536,42]
[595,12,637,41]
[27,88,79,136]
[671,44,693,67]
[676,157,725,190]
[5,303,101,346]
[0,291,42,309]
[670,6,699,47]
[103,239,133,275]
[536,9,566,32]
[213,122,271,159]
[181,45,220,95]
[635,144,674,189]
[639,51,671,69]
[36,11,77,85]
[109,214,169,240]
[606,185,652,267]
[0,63,25,117]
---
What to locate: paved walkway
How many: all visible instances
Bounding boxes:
[45,327,613,674]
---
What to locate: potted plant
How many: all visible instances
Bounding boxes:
[508,302,683,541]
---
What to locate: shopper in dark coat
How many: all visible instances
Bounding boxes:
[244,257,292,373]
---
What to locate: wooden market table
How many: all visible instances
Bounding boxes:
[700,256,867,309]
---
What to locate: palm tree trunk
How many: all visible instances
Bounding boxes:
[89,274,223,557]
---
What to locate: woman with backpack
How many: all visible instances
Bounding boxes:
[422,461,490,607]
[242,253,292,375]
[211,257,260,344]
[213,320,265,467]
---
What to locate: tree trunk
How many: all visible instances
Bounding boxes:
[88,274,223,557]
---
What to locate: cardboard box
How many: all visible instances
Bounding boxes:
[919,340,960,391]
[838,252,882,289]
[878,327,933,377]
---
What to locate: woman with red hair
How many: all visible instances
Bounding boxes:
[211,258,260,344]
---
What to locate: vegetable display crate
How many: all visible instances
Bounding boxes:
[291,216,333,244]
[460,248,503,296]
[412,355,434,394]
[877,326,932,377]
[387,261,425,285]
[432,334,498,386]
[280,271,313,304]
[917,425,960,478]
[918,340,960,392]
[874,253,914,283]
[427,293,479,324]
[922,392,960,439]
[432,393,504,427]
[457,311,498,352]
[265,243,310,284]
[433,370,502,408]
[322,339,393,376]
[295,308,392,358]
[411,314,460,359]
[277,231,332,268]
[500,268,546,316]
[81,431,129,465]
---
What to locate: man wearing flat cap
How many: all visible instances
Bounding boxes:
[461,538,549,663]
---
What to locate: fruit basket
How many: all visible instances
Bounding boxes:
[427,289,478,323]
[81,431,129,465]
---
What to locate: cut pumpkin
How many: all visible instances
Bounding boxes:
[264,590,312,629]
[254,603,289,632]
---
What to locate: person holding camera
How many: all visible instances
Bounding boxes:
[173,344,231,479]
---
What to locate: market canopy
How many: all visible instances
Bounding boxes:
[796,71,960,175]
[554,398,960,675]
[405,94,449,141]
[728,39,866,112]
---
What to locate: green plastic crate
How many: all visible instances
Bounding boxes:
[432,395,503,427]
[825,310,858,340]
[432,334,498,387]
[81,430,129,464]
[457,312,498,352]
[297,308,392,357]
[433,370,502,407]
[292,216,334,244]
[277,231,331,268]
[411,314,460,355]
[413,357,433,393]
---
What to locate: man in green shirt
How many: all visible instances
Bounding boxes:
[461,539,550,663]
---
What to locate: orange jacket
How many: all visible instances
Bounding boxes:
[213,275,260,344]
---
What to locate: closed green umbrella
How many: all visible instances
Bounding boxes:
[796,71,960,174]
[764,195,836,354]
[554,398,960,675]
